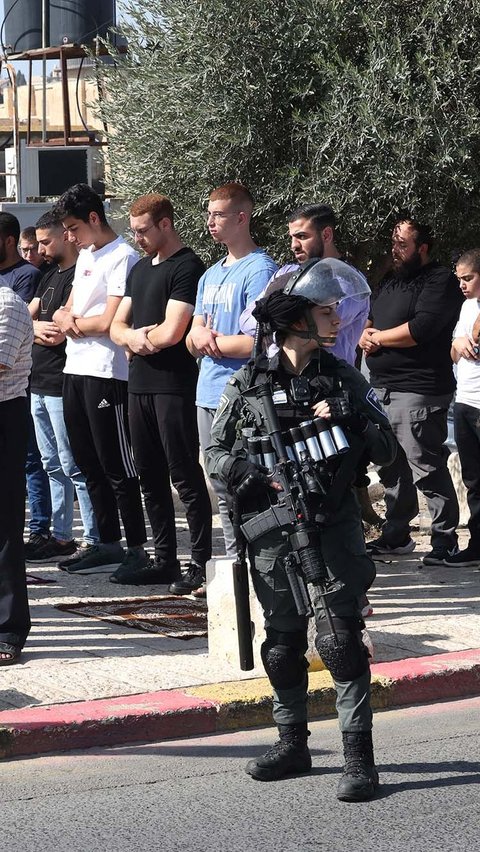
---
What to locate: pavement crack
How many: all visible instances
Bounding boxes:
[2,768,231,804]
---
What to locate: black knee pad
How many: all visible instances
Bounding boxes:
[315,630,369,682]
[261,636,308,690]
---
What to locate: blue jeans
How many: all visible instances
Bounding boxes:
[26,412,51,535]
[31,393,99,544]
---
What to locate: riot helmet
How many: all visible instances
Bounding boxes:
[283,257,370,306]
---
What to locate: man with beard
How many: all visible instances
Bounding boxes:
[26,211,99,563]
[20,227,50,275]
[239,203,379,543]
[241,203,369,366]
[0,213,42,302]
[359,218,463,564]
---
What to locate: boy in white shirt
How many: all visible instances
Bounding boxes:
[53,184,148,576]
[446,248,480,566]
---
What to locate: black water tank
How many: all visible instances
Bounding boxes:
[3,0,43,52]
[49,0,116,47]
[2,1,116,52]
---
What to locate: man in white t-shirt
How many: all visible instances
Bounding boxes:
[52,184,148,576]
[446,248,480,566]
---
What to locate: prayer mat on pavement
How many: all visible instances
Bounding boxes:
[26,574,57,585]
[55,595,208,639]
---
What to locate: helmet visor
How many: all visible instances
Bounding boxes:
[283,257,370,306]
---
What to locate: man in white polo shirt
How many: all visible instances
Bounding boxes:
[53,184,148,575]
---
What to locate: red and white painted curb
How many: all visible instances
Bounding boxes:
[1,649,479,759]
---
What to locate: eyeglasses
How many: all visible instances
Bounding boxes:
[127,224,157,238]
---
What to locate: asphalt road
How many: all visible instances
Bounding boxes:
[2,696,480,852]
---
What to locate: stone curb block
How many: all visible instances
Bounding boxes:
[0,691,218,759]
[370,649,480,707]
[1,650,479,759]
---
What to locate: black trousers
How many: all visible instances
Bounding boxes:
[129,392,212,567]
[454,402,480,550]
[0,396,30,648]
[63,374,146,547]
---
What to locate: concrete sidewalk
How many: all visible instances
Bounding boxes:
[1,513,479,758]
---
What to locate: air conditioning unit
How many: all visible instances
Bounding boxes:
[5,143,104,202]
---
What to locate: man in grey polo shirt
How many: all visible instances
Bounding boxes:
[0,287,33,665]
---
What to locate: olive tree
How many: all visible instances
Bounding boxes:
[97,0,480,268]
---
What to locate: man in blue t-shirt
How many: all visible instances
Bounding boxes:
[0,213,42,303]
[186,182,277,561]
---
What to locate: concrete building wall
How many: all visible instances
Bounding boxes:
[0,73,104,137]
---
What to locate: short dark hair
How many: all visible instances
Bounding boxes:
[0,211,20,243]
[456,248,480,274]
[129,193,174,227]
[55,183,108,225]
[288,203,336,232]
[35,210,63,231]
[20,226,37,242]
[395,218,434,252]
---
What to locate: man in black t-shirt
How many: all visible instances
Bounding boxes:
[359,218,463,565]
[110,193,212,589]
[27,212,99,563]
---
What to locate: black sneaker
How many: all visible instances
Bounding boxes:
[60,542,125,574]
[25,536,77,564]
[168,561,205,595]
[443,547,480,567]
[366,535,416,556]
[109,551,179,585]
[24,533,50,560]
[57,542,97,569]
[423,545,459,566]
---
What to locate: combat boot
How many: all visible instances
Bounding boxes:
[245,722,312,781]
[337,731,379,802]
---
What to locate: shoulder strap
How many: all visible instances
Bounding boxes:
[246,353,270,390]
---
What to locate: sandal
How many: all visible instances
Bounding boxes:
[0,642,21,666]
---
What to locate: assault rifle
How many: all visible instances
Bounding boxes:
[233,381,347,669]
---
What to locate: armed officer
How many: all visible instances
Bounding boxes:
[205,258,397,802]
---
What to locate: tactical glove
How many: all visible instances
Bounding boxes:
[227,458,270,500]
[325,393,368,435]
